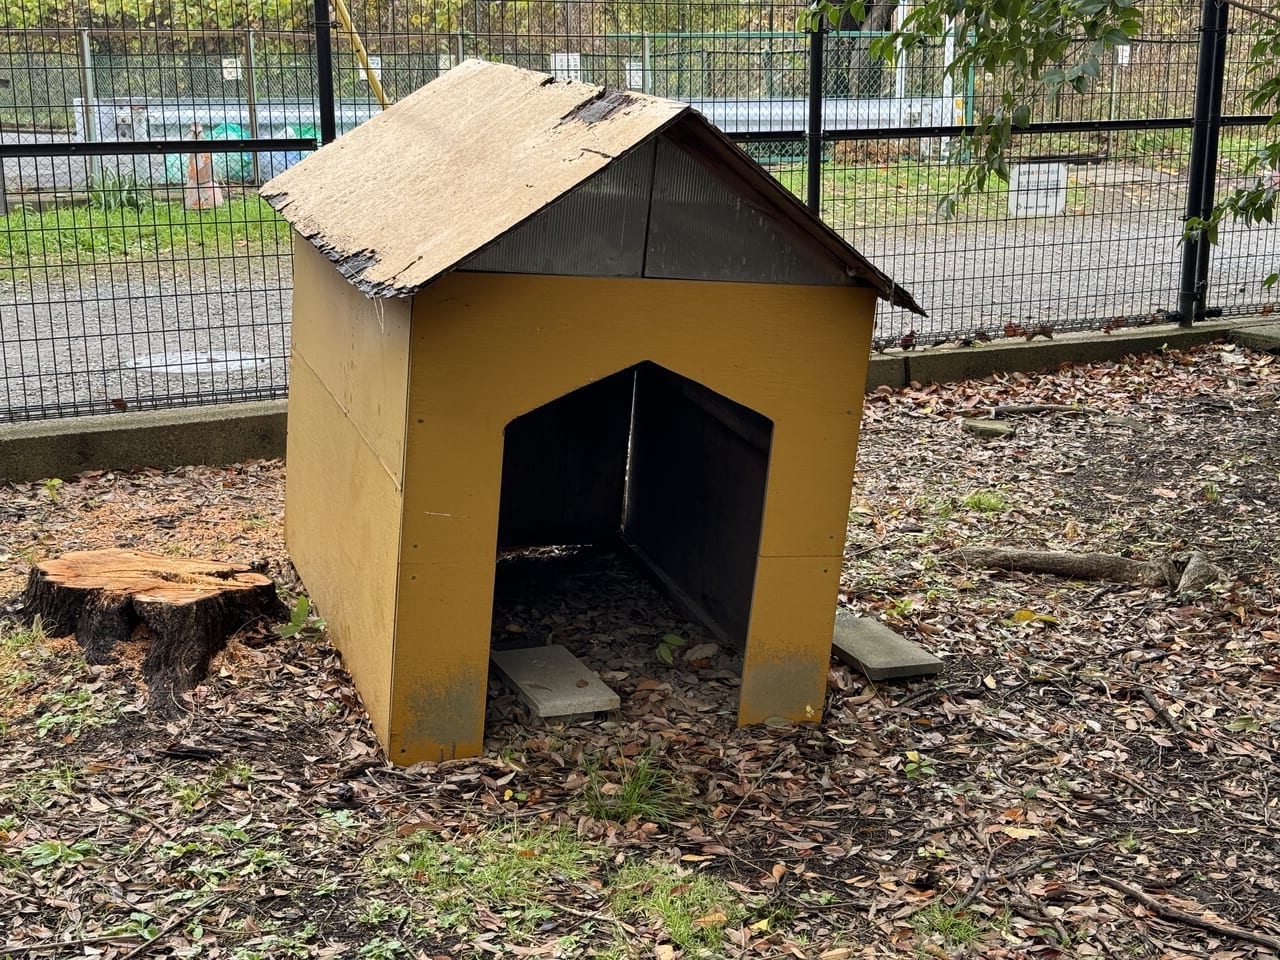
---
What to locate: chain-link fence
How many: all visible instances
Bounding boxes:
[1,0,1276,421]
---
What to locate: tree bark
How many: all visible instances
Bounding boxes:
[22,549,287,711]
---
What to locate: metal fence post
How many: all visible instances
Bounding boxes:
[314,0,338,144]
[1177,0,1229,326]
[77,28,99,183]
[805,22,825,215]
[642,32,651,94]
[246,29,261,184]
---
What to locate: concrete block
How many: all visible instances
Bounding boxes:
[832,609,943,680]
[865,354,908,390]
[902,320,1241,387]
[1231,321,1280,352]
[490,644,621,718]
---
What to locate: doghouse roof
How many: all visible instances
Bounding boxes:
[263,59,922,314]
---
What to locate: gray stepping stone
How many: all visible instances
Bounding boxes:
[831,610,943,680]
[490,644,620,719]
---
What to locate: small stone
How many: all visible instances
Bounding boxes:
[962,418,1016,439]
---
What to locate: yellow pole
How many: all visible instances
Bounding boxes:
[331,0,390,110]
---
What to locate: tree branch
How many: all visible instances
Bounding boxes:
[1097,875,1280,952]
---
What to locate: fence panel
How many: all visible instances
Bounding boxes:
[835,124,1201,347]
[1,13,313,421]
[822,1,1248,346]
[1206,5,1279,319]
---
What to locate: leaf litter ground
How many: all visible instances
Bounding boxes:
[1,343,1278,960]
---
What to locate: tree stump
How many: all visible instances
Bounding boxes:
[22,549,287,710]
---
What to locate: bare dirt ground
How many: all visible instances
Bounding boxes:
[1,342,1278,959]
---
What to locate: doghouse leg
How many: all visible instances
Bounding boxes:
[737,555,842,726]
[389,562,492,762]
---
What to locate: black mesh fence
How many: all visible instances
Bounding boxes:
[840,128,1196,348]
[0,20,308,420]
[1,0,1276,423]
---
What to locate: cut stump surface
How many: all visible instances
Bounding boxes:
[22,549,287,709]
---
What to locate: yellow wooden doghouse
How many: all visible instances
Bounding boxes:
[262,59,920,763]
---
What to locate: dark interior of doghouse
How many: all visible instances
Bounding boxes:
[493,361,773,654]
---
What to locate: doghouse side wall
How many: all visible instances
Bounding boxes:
[497,371,634,550]
[391,273,875,763]
[625,364,771,647]
[286,239,413,743]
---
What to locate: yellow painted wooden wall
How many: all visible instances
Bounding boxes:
[285,239,413,745]
[386,272,875,763]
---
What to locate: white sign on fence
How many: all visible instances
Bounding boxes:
[361,55,382,84]
[551,52,583,82]
[221,57,242,81]
[1009,163,1067,218]
[1117,44,1131,67]
[625,60,645,90]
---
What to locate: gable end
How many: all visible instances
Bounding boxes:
[460,132,856,287]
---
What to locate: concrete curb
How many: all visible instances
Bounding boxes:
[0,319,1269,483]
[1,400,287,483]
[868,318,1250,389]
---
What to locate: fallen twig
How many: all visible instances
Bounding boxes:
[0,935,140,957]
[1138,686,1191,742]
[1097,875,1280,952]
[953,547,1226,594]
[962,403,1091,417]
[716,751,789,833]
[847,538,899,559]
[954,547,1172,585]
[117,899,220,960]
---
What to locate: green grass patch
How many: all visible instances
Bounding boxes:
[0,616,51,693]
[21,837,98,868]
[773,160,1009,224]
[581,750,691,825]
[0,194,291,271]
[5,761,83,813]
[911,901,983,948]
[373,821,598,935]
[0,617,119,742]
[163,760,255,815]
[962,489,1008,513]
[608,859,746,951]
[34,680,119,740]
[772,157,1091,226]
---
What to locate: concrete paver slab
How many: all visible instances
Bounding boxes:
[490,644,621,719]
[832,609,943,680]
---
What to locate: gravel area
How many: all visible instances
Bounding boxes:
[0,255,291,419]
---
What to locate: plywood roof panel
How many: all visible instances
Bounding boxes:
[261,60,686,297]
